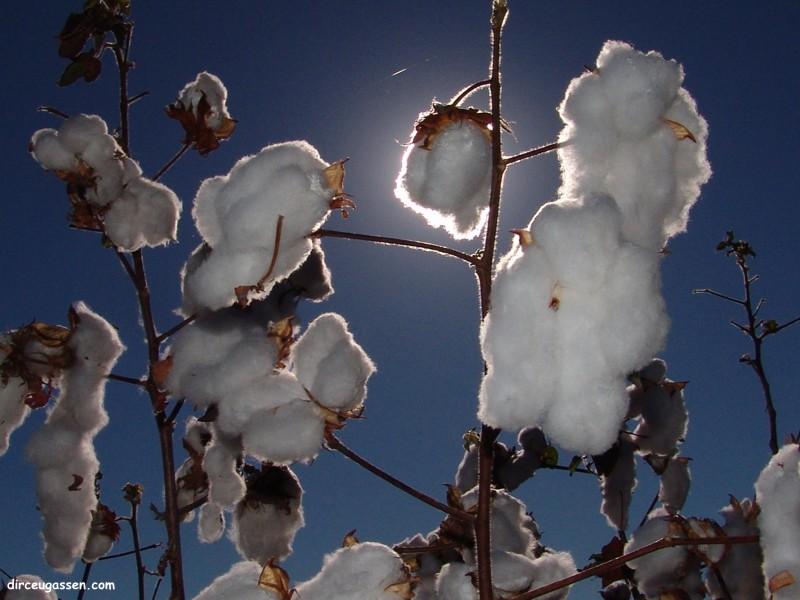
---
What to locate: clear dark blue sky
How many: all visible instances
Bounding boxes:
[1,2,798,598]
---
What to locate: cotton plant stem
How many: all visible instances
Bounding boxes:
[151,143,191,182]
[156,315,197,344]
[99,543,162,561]
[125,500,147,600]
[503,141,561,166]
[311,228,479,265]
[508,535,759,600]
[473,3,509,599]
[325,433,475,523]
[112,22,186,597]
[76,561,92,600]
[107,372,147,387]
[449,79,492,106]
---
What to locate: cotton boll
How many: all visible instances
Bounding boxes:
[396,111,491,239]
[633,380,688,456]
[754,443,800,599]
[204,438,246,507]
[292,313,376,410]
[437,562,477,600]
[461,488,536,556]
[29,129,77,172]
[192,561,279,600]
[198,502,225,544]
[25,303,123,572]
[242,399,324,465]
[658,457,690,512]
[598,439,637,531]
[232,494,304,563]
[498,428,548,492]
[215,372,302,437]
[557,41,710,250]
[0,377,30,456]
[295,542,410,600]
[82,504,119,562]
[2,574,58,600]
[57,114,108,154]
[177,72,232,131]
[184,141,340,311]
[705,497,764,599]
[525,551,576,600]
[626,509,700,598]
[104,176,181,251]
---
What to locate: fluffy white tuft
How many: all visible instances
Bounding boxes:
[192,561,279,600]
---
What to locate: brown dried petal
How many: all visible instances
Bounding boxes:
[258,560,293,600]
[663,119,697,143]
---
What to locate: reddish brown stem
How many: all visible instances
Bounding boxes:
[503,141,561,166]
[156,315,197,344]
[509,535,759,600]
[449,78,492,106]
[311,228,479,265]
[151,143,191,182]
[325,433,475,523]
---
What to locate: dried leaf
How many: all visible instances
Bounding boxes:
[385,580,415,600]
[268,317,295,370]
[30,323,71,348]
[258,560,293,600]
[597,536,628,587]
[769,570,796,593]
[510,228,534,248]
[445,484,463,509]
[329,195,356,219]
[322,160,348,196]
[662,380,688,394]
[662,119,697,143]
[411,104,493,150]
[342,529,359,548]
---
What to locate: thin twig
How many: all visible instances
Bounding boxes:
[393,541,459,555]
[178,495,208,518]
[509,535,759,600]
[128,91,150,106]
[449,79,492,106]
[115,250,137,282]
[99,543,162,561]
[311,228,479,266]
[692,288,744,305]
[709,564,733,600]
[638,490,660,528]
[107,373,147,387]
[256,215,284,288]
[544,464,597,476]
[156,315,197,344]
[126,495,146,600]
[166,399,185,425]
[151,142,191,182]
[151,578,163,600]
[772,315,800,335]
[76,561,92,600]
[503,141,561,166]
[325,433,475,523]
[37,105,70,119]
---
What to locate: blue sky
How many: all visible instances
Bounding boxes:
[1,1,798,597]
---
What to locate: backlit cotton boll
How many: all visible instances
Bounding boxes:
[395,105,492,239]
[754,443,800,599]
[0,376,30,456]
[557,41,710,250]
[183,141,346,311]
[479,195,668,455]
[103,176,181,251]
[294,542,411,600]
[193,561,279,600]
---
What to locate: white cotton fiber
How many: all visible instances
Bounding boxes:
[232,499,303,564]
[192,561,279,600]
[480,195,667,454]
[437,562,477,600]
[2,574,58,600]
[558,41,710,250]
[292,313,375,410]
[204,437,246,508]
[104,176,181,251]
[241,398,325,465]
[183,141,341,311]
[599,440,637,531]
[633,379,688,456]
[461,488,537,556]
[295,542,410,600]
[704,497,764,599]
[25,303,124,572]
[395,109,491,239]
[177,72,232,131]
[755,443,800,599]
[658,457,690,512]
[0,376,30,456]
[198,502,225,544]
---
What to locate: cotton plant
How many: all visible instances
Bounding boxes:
[754,442,800,599]
[181,140,351,312]
[395,104,493,239]
[25,303,125,572]
[29,114,181,251]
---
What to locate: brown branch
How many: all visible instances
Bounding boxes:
[325,432,475,523]
[116,250,137,282]
[128,90,150,106]
[125,491,146,600]
[107,372,147,387]
[76,561,93,600]
[156,314,197,344]
[37,105,70,119]
[99,543,162,561]
[311,228,479,265]
[257,215,285,288]
[772,315,800,335]
[166,399,185,425]
[692,288,744,305]
[449,79,492,106]
[509,535,759,600]
[178,495,208,518]
[503,141,561,166]
[151,142,191,182]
